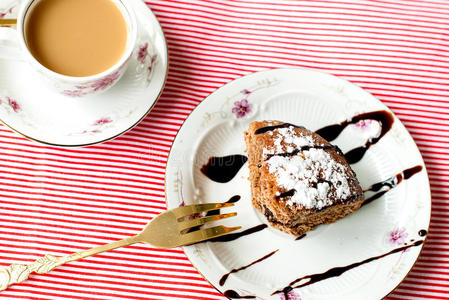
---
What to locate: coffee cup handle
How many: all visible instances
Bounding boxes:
[0,21,26,61]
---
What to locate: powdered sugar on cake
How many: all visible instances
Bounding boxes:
[263,126,315,157]
[267,147,351,210]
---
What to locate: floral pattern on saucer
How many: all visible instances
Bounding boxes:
[0,93,36,130]
[0,0,168,146]
[0,5,14,18]
[135,41,158,85]
[0,96,20,113]
[68,117,114,136]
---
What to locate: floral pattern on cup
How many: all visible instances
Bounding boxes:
[62,71,121,97]
[6,0,138,98]
[136,42,158,84]
[62,88,88,98]
[92,71,121,92]
[0,96,21,113]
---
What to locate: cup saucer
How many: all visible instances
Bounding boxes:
[0,0,167,147]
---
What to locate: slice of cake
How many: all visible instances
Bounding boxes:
[244,121,364,235]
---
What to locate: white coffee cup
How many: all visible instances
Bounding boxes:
[0,0,137,97]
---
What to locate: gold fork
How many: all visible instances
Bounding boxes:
[0,19,17,26]
[0,203,240,291]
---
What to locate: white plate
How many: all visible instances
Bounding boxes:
[165,68,431,300]
[0,0,167,147]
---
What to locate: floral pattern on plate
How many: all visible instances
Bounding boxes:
[279,290,301,300]
[389,227,408,246]
[165,68,431,300]
[199,78,279,128]
[232,99,252,118]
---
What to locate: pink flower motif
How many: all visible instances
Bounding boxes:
[0,7,14,18]
[91,71,120,92]
[280,290,301,300]
[389,227,408,246]
[241,89,251,95]
[354,119,373,129]
[137,43,149,64]
[93,117,112,126]
[232,99,252,118]
[7,97,21,113]
[62,89,86,97]
[148,54,157,73]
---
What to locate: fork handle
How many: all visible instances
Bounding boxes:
[0,235,142,291]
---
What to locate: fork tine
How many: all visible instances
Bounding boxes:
[178,212,237,231]
[180,225,242,246]
[172,203,235,218]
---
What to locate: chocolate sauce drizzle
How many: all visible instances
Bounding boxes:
[272,239,424,298]
[275,178,352,201]
[254,123,305,134]
[224,290,255,299]
[264,145,337,160]
[419,229,427,237]
[362,165,422,207]
[315,110,395,164]
[403,165,424,179]
[253,111,394,164]
[220,250,279,286]
[227,195,242,204]
[295,233,307,241]
[201,155,248,183]
[209,224,268,242]
[316,110,394,142]
[275,189,296,200]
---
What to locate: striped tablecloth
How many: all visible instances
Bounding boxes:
[1,0,448,299]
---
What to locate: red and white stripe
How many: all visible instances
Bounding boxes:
[0,0,448,299]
